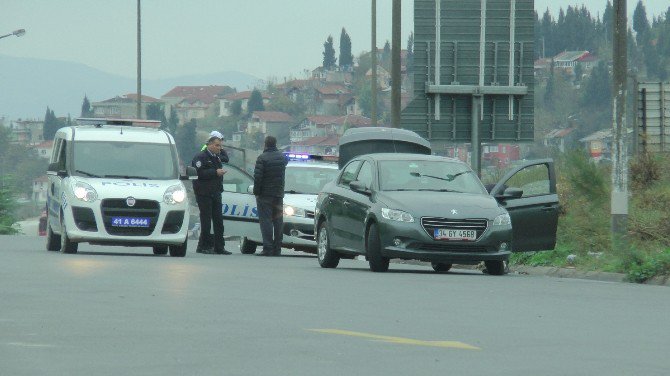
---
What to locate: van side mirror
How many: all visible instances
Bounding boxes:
[181,166,198,180]
[47,162,67,178]
[247,184,254,194]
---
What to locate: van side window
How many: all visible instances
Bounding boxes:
[57,141,67,170]
[51,139,62,163]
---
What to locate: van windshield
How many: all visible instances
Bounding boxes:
[72,141,178,180]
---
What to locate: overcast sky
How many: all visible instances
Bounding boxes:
[2,1,668,80]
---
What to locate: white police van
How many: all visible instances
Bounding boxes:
[45,118,197,256]
[220,153,339,254]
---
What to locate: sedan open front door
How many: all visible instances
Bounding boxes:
[489,159,559,252]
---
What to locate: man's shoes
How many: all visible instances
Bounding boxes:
[214,248,232,255]
[196,247,215,254]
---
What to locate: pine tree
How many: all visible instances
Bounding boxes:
[80,95,93,117]
[43,107,58,141]
[322,35,337,70]
[247,89,265,115]
[406,32,414,74]
[633,0,650,45]
[167,107,179,136]
[175,119,198,164]
[339,28,354,68]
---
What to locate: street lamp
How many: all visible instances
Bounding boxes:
[0,29,26,40]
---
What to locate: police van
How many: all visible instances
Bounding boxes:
[45,118,197,256]
[220,153,339,254]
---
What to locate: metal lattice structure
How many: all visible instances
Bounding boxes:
[637,82,670,153]
[402,0,535,143]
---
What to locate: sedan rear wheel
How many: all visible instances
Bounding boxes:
[431,262,452,273]
[484,260,506,276]
[317,221,339,268]
[366,222,389,272]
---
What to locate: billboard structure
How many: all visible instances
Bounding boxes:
[636,82,670,153]
[402,0,535,170]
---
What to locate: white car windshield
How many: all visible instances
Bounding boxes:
[285,166,339,194]
[378,160,487,194]
[72,141,178,180]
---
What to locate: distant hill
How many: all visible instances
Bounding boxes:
[0,54,263,120]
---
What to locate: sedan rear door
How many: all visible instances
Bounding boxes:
[489,159,559,252]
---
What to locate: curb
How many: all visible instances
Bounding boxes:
[391,259,670,286]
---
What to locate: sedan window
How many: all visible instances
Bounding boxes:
[339,160,362,186]
[355,161,374,189]
[379,160,486,194]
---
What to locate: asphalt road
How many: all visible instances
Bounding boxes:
[2,235,669,376]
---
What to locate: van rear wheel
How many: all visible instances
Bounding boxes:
[46,220,61,252]
[153,246,168,255]
[169,239,187,257]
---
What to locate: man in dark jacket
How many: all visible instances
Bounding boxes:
[253,136,288,256]
[191,135,231,255]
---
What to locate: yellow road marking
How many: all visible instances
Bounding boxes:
[308,329,480,350]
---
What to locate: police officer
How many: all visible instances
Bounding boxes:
[253,136,288,256]
[191,134,231,255]
[202,130,230,163]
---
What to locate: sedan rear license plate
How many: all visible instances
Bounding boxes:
[434,228,476,241]
[111,217,150,228]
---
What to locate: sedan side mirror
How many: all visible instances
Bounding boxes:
[181,166,198,180]
[499,187,523,200]
[349,180,370,195]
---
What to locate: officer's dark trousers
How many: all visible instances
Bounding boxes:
[196,194,225,251]
[256,196,283,254]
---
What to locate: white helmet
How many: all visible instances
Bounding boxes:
[209,130,224,140]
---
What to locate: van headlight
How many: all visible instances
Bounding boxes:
[381,208,414,223]
[284,205,306,217]
[493,213,511,226]
[72,181,98,202]
[164,184,186,205]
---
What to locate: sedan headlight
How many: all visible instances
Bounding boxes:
[72,181,98,202]
[493,213,511,226]
[284,205,307,217]
[164,184,186,205]
[381,208,414,223]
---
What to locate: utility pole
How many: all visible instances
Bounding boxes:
[371,0,378,126]
[391,0,401,128]
[611,0,628,245]
[136,0,143,119]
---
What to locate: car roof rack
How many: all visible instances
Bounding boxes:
[76,118,161,128]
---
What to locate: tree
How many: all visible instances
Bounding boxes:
[166,107,179,136]
[145,103,166,124]
[581,61,611,109]
[381,40,391,70]
[633,0,650,45]
[322,35,337,70]
[339,28,354,68]
[406,32,414,74]
[231,100,243,116]
[175,119,198,164]
[43,107,59,141]
[247,89,265,115]
[80,95,93,117]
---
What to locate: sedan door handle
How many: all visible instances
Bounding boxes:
[541,205,556,212]
[343,201,350,206]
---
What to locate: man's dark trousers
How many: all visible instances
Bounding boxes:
[196,193,225,252]
[256,196,283,255]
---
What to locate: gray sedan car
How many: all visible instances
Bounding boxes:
[314,153,558,275]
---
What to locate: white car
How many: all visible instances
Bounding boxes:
[45,118,197,257]
[221,154,339,254]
